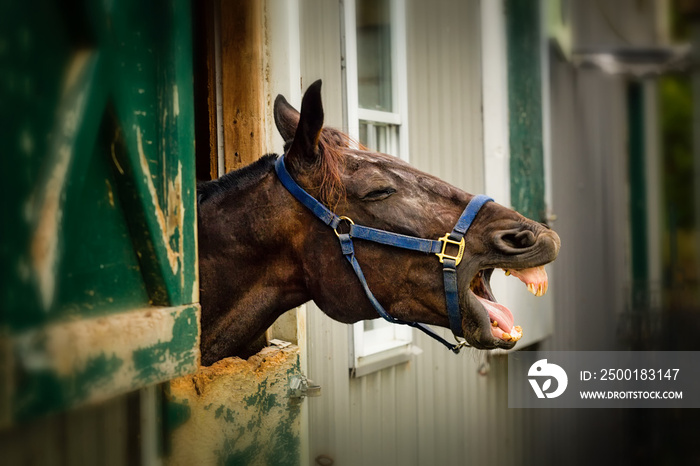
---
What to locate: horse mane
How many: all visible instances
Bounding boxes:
[197,127,356,210]
[197,153,278,205]
[313,127,353,210]
[277,126,356,210]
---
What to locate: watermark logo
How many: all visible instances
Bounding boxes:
[528,359,568,398]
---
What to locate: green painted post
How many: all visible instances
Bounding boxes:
[506,0,546,222]
[628,82,649,307]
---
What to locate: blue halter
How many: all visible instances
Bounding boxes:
[275,155,492,353]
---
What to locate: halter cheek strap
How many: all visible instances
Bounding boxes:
[275,155,492,353]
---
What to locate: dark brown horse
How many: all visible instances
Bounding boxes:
[197,80,560,366]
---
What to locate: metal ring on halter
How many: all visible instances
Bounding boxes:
[450,337,471,353]
[333,216,354,238]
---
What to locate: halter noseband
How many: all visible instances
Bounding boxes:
[275,155,492,353]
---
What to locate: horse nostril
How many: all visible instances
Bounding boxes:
[496,229,537,252]
[514,230,536,247]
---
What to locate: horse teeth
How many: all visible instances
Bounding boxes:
[502,333,511,341]
[491,321,499,328]
[510,326,522,341]
[527,284,537,296]
[504,269,511,276]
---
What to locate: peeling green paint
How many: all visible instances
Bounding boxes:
[286,356,301,376]
[165,347,302,466]
[133,307,199,384]
[215,405,236,424]
[243,379,278,414]
[265,408,302,466]
[9,304,200,425]
[14,353,123,420]
[165,399,191,434]
[221,442,259,466]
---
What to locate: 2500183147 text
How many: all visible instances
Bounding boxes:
[580,369,680,381]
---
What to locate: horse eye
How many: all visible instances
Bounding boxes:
[361,188,396,201]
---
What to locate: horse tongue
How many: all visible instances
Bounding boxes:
[509,266,548,297]
[475,294,514,333]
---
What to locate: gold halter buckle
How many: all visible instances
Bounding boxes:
[435,234,465,266]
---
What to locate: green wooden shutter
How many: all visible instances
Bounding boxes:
[1,0,199,426]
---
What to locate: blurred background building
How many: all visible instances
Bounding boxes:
[1,0,699,465]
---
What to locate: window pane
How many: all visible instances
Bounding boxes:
[360,121,399,156]
[356,0,392,112]
[359,123,369,150]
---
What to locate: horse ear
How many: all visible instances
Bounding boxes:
[273,94,300,143]
[285,80,324,167]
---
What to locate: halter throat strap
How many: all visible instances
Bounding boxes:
[274,155,492,353]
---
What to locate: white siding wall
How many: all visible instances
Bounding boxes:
[405,0,484,191]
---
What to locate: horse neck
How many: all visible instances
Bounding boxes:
[197,170,310,363]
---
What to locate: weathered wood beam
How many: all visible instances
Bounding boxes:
[220,0,265,172]
[2,304,200,428]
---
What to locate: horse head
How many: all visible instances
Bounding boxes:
[273,80,560,351]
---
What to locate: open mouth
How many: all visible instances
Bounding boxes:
[468,265,549,343]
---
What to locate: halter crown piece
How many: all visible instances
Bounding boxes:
[275,155,492,353]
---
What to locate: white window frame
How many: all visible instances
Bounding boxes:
[342,0,414,377]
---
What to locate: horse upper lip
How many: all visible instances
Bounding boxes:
[489,230,561,271]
